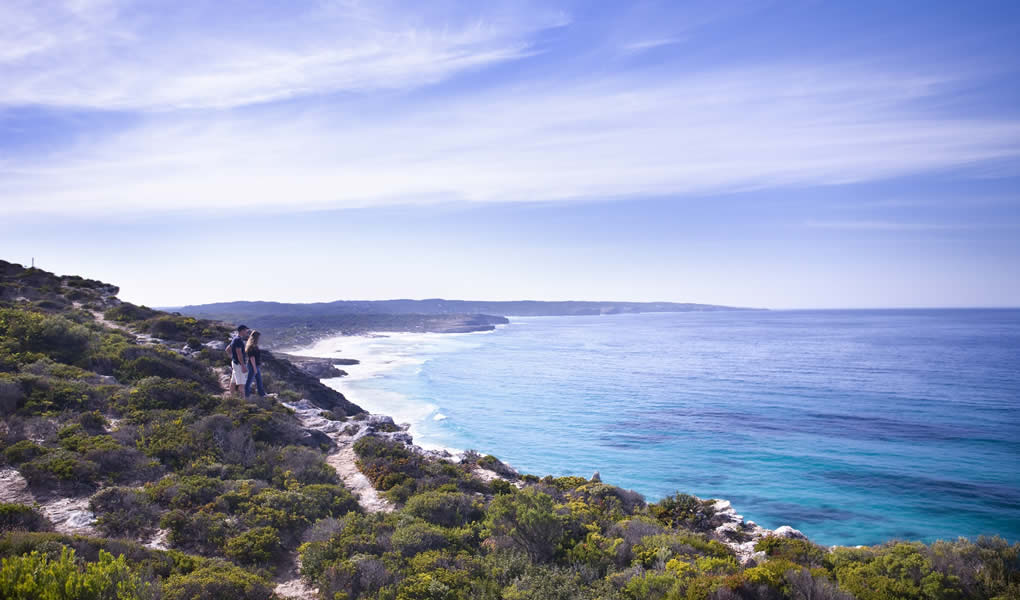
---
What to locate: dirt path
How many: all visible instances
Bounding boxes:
[274,554,319,600]
[89,309,125,332]
[282,400,393,514]
[327,444,393,513]
[272,402,394,597]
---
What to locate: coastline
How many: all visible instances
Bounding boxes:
[288,325,811,564]
[289,327,503,453]
[282,310,1020,547]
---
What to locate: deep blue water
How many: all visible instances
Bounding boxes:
[304,309,1020,546]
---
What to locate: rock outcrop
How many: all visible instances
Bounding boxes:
[277,354,353,379]
[708,499,809,565]
[260,350,364,415]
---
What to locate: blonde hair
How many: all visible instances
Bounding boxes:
[245,330,261,354]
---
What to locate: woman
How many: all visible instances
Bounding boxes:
[244,330,266,397]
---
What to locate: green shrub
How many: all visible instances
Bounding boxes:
[566,530,624,575]
[404,490,483,528]
[3,439,49,464]
[297,484,360,520]
[20,358,94,380]
[926,536,1020,599]
[57,424,119,454]
[14,375,110,414]
[88,445,161,483]
[0,378,24,413]
[125,377,211,411]
[477,454,516,478]
[223,526,282,565]
[828,542,966,600]
[136,419,211,470]
[316,555,394,600]
[104,303,160,323]
[490,479,515,495]
[0,503,51,533]
[90,487,161,537]
[138,315,228,343]
[649,492,715,532]
[785,567,855,600]
[391,520,450,557]
[240,485,356,538]
[0,350,21,373]
[544,475,589,491]
[78,410,108,432]
[243,489,319,534]
[148,475,226,510]
[298,513,386,582]
[355,434,414,463]
[278,445,339,485]
[354,435,482,499]
[34,299,70,311]
[620,569,679,600]
[755,535,828,567]
[0,308,94,366]
[566,482,645,523]
[161,510,232,555]
[631,532,732,568]
[20,449,99,488]
[483,488,564,563]
[394,568,472,600]
[0,547,155,600]
[161,562,274,600]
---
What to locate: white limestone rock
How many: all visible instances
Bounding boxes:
[774,525,808,540]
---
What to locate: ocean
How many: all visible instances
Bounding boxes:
[297,309,1020,547]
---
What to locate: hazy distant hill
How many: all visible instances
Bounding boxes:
[175,298,750,319]
[171,299,752,348]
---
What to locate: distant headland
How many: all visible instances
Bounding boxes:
[172,299,758,348]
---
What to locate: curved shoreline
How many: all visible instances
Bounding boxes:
[289,333,818,564]
[290,320,1020,548]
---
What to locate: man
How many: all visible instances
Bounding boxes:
[228,325,251,396]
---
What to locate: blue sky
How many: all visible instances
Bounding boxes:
[1,0,1018,308]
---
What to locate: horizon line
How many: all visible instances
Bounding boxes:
[160,299,1020,312]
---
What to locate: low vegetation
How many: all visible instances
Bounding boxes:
[1,259,1017,599]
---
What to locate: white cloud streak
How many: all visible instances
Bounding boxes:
[621,37,685,53]
[1,2,1018,217]
[0,0,566,110]
[3,63,1018,216]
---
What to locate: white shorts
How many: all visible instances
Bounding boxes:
[231,362,248,385]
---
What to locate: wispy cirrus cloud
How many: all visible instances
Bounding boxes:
[621,37,685,53]
[2,62,1018,216]
[803,221,984,231]
[1,1,1018,220]
[0,0,567,110]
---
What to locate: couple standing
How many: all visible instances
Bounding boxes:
[228,324,265,397]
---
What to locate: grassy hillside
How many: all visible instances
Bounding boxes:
[1,259,1017,600]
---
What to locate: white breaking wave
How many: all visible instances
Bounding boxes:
[293,329,498,452]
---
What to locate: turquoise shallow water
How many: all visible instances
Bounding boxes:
[306,309,1020,546]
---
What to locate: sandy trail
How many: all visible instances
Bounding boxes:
[282,400,394,514]
[327,444,393,513]
[274,554,319,600]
